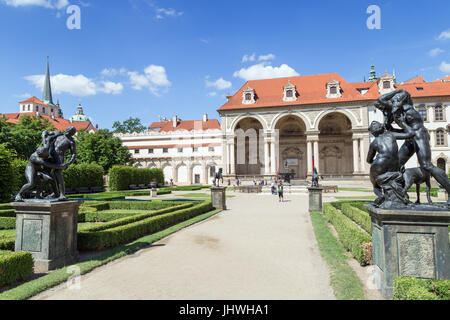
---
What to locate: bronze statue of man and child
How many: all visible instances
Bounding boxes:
[368,89,450,209]
[15,126,77,202]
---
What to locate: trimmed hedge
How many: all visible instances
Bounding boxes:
[78,201,212,250]
[323,203,372,266]
[341,203,372,234]
[407,186,439,198]
[64,163,104,190]
[0,209,15,218]
[11,159,27,195]
[108,166,164,191]
[0,218,16,230]
[394,277,450,300]
[0,144,15,203]
[0,251,34,288]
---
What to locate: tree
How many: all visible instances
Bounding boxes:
[0,144,15,202]
[75,129,133,172]
[112,117,147,134]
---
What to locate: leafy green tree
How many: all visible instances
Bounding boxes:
[0,144,16,202]
[0,116,13,146]
[75,129,133,172]
[112,117,147,134]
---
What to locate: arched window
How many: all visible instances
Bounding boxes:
[437,158,446,172]
[435,105,444,121]
[436,129,446,146]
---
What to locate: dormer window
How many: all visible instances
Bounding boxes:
[378,74,395,94]
[283,81,297,102]
[383,81,390,89]
[242,86,256,104]
[326,80,342,98]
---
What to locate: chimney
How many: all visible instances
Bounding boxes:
[203,114,208,123]
[172,115,178,128]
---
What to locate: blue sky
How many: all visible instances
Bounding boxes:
[1,0,450,129]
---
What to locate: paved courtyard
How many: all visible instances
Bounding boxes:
[33,192,335,300]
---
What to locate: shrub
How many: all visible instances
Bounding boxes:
[394,277,450,300]
[323,203,372,266]
[0,251,34,288]
[64,163,104,190]
[341,203,372,234]
[0,209,15,218]
[0,144,15,203]
[11,159,27,194]
[108,166,164,191]
[78,201,212,250]
[0,218,16,230]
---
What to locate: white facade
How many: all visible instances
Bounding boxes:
[116,118,223,185]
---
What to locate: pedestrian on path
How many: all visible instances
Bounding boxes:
[278,182,284,202]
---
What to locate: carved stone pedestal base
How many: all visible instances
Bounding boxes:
[11,201,82,273]
[308,187,323,212]
[211,187,227,210]
[366,205,450,298]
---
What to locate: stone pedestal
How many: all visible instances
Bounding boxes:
[211,187,227,210]
[437,189,448,202]
[366,205,450,298]
[151,189,158,198]
[308,187,323,212]
[11,201,82,273]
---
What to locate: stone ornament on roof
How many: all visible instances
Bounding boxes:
[326,79,342,98]
[242,86,256,105]
[283,81,297,102]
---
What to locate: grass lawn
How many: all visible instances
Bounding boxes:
[310,211,366,300]
[338,188,373,192]
[181,193,210,198]
[335,196,377,200]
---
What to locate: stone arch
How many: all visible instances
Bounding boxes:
[176,162,188,184]
[434,153,449,172]
[229,114,268,132]
[313,109,358,131]
[190,163,203,184]
[270,112,311,131]
[162,163,173,184]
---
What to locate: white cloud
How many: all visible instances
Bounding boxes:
[155,7,183,19]
[439,61,450,73]
[242,54,256,63]
[128,65,171,96]
[14,92,32,99]
[101,68,127,77]
[208,92,217,97]
[429,48,444,57]
[233,63,299,81]
[258,53,276,61]
[206,77,232,90]
[2,0,69,9]
[25,73,123,97]
[438,29,450,40]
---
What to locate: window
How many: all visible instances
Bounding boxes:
[178,148,183,153]
[435,105,444,121]
[417,87,424,91]
[418,106,427,121]
[193,147,199,152]
[42,107,46,113]
[286,90,293,98]
[208,147,215,152]
[148,149,154,154]
[28,105,30,111]
[51,109,54,113]
[383,81,390,89]
[35,106,38,112]
[245,93,252,101]
[329,86,337,94]
[134,149,140,154]
[436,130,445,146]
[163,148,169,153]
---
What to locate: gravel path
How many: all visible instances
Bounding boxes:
[32,193,335,300]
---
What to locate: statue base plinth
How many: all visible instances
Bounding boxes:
[308,187,323,212]
[365,205,450,299]
[211,187,227,210]
[11,201,82,273]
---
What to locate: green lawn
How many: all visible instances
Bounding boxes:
[338,188,373,193]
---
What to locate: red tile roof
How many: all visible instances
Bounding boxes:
[18,96,46,105]
[127,143,221,150]
[218,73,450,111]
[149,119,221,132]
[433,76,450,83]
[0,112,96,132]
[401,76,426,84]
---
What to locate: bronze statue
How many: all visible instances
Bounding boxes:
[369,89,450,208]
[213,168,224,187]
[15,127,77,202]
[311,167,319,187]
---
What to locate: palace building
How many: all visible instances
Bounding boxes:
[1,59,97,133]
[217,68,450,180]
[117,115,222,185]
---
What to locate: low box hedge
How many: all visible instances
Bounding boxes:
[0,209,15,218]
[341,203,372,234]
[108,166,164,191]
[78,201,212,250]
[0,251,34,288]
[0,218,16,230]
[323,203,372,266]
[394,277,450,300]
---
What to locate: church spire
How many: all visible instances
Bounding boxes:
[368,63,377,82]
[42,56,54,106]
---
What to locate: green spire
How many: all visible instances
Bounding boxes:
[42,57,54,106]
[368,63,377,82]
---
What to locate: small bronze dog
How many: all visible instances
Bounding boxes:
[403,167,432,205]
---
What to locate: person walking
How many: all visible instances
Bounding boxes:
[278,182,284,203]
